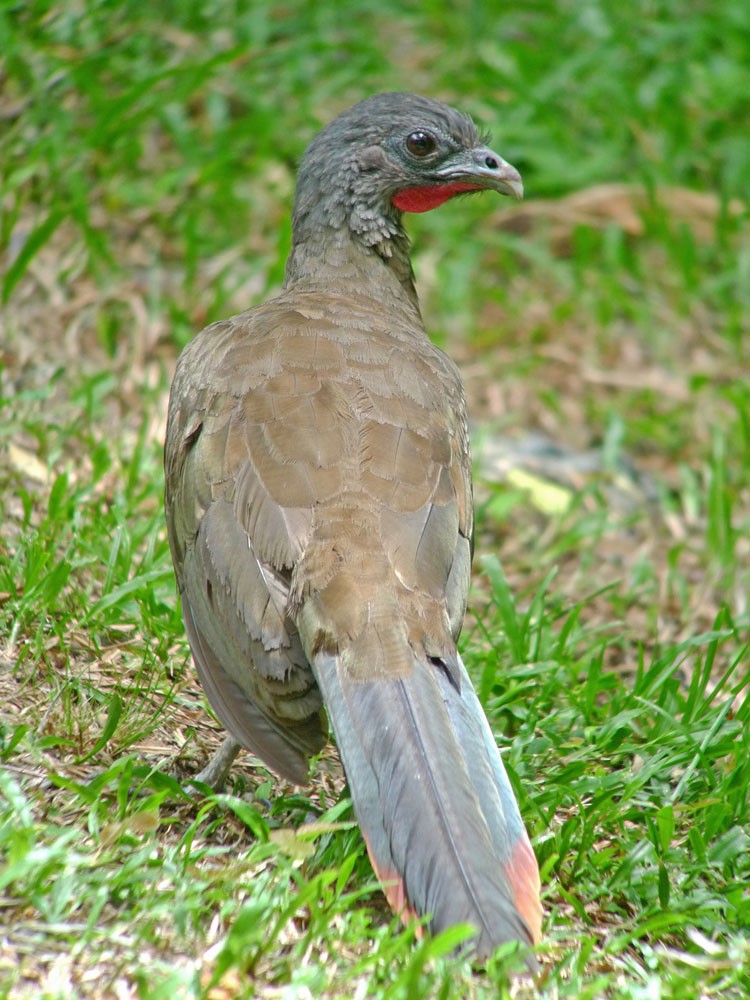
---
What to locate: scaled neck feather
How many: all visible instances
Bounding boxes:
[283,227,420,321]
[283,141,422,321]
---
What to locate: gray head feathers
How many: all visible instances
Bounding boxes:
[291,93,484,249]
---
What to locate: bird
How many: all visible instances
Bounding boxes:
[164,92,542,964]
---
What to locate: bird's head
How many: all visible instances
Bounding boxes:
[292,92,522,251]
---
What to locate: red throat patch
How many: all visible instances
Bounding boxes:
[392,182,482,214]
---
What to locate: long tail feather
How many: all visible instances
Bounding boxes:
[449,656,543,943]
[311,650,541,966]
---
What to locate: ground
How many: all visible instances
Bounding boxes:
[1,3,749,998]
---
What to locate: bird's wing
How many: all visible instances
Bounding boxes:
[164,306,330,784]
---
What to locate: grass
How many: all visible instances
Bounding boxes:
[1,0,749,996]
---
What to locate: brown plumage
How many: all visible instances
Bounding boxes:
[165,92,541,964]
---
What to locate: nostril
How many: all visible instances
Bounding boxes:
[484,155,499,169]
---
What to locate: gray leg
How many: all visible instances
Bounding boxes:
[191,735,241,789]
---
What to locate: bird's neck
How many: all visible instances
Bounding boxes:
[283,222,423,324]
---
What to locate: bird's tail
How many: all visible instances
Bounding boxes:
[310,648,542,967]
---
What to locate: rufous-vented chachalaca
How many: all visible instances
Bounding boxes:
[164,93,542,964]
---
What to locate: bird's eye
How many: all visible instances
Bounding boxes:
[406,131,437,157]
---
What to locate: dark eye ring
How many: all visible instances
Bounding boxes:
[406,131,437,157]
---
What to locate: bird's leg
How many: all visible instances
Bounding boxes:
[191,734,241,789]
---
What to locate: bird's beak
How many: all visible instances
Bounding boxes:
[436,146,524,200]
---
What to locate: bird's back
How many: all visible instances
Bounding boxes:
[165,285,472,767]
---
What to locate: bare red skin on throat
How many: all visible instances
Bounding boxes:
[392,182,481,213]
